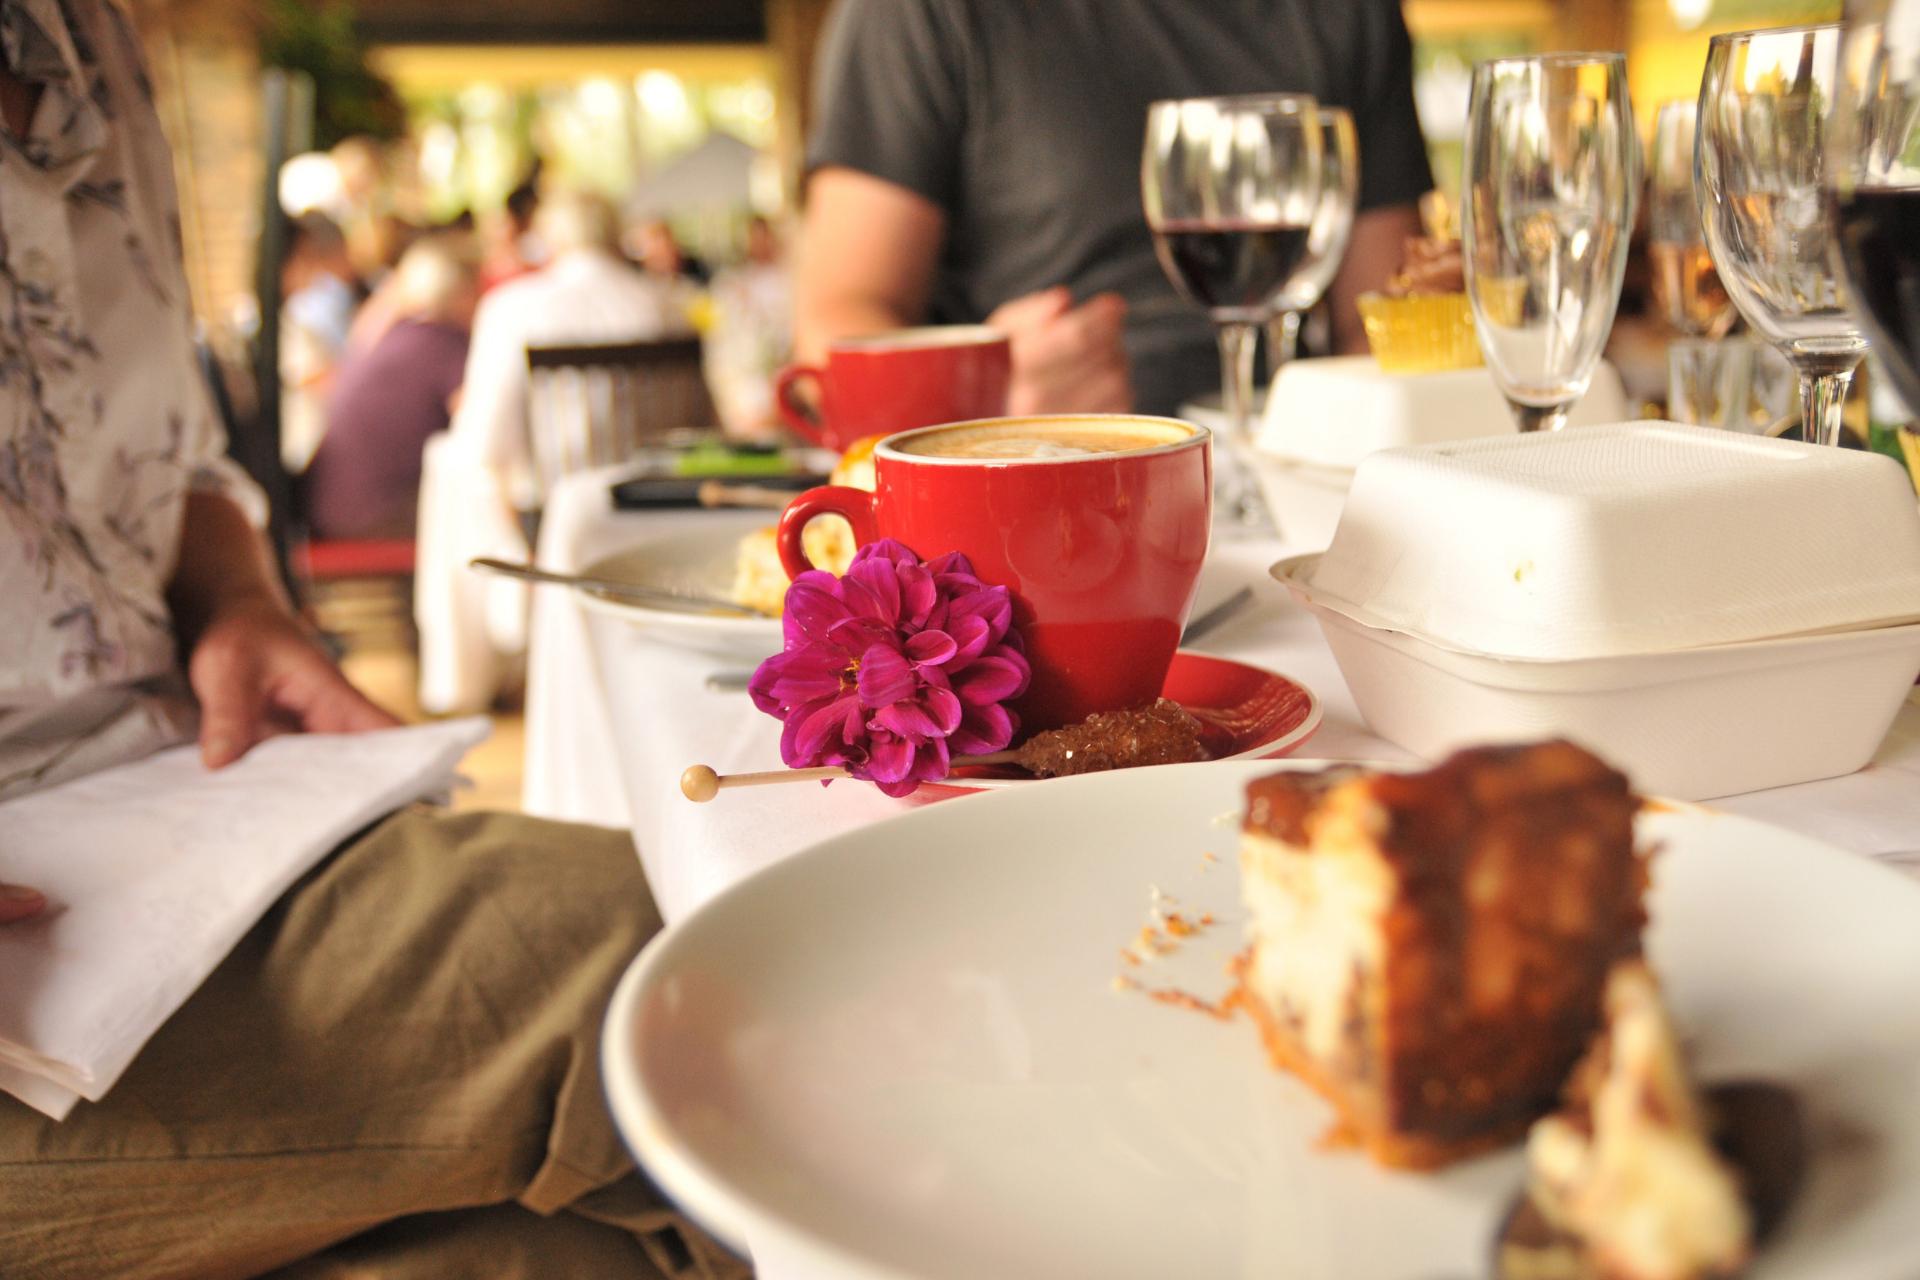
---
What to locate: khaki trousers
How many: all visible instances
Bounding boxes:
[0,810,748,1280]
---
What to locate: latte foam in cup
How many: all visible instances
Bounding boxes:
[895,419,1195,460]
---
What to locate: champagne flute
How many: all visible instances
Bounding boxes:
[1143,94,1323,522]
[1463,53,1639,433]
[1268,107,1360,370]
[1697,25,1867,447]
[1828,0,1920,418]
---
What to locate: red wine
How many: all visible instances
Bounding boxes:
[1151,220,1312,318]
[1833,187,1920,411]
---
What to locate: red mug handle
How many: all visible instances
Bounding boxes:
[775,364,830,447]
[777,486,880,580]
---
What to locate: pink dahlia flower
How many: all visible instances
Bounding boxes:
[748,539,1031,796]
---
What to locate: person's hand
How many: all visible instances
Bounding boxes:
[186,597,400,769]
[986,287,1133,415]
[0,883,45,925]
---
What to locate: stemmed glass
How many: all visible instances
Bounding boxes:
[1143,94,1323,521]
[1828,0,1920,417]
[1697,25,1867,447]
[1267,107,1360,370]
[1463,53,1640,433]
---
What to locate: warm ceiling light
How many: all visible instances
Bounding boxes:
[1670,0,1714,31]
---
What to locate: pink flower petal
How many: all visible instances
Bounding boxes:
[946,584,1013,638]
[905,629,957,667]
[949,700,1016,756]
[900,567,938,626]
[784,578,851,645]
[913,736,952,781]
[947,615,992,665]
[954,652,1030,705]
[856,643,916,707]
[872,692,947,740]
[792,693,864,761]
[924,685,963,733]
[845,556,903,624]
[865,732,915,783]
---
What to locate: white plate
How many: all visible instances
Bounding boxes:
[604,758,1920,1279]
[576,512,782,663]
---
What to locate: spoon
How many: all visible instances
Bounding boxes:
[468,558,774,618]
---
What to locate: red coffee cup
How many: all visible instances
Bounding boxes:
[775,326,1013,453]
[776,415,1212,734]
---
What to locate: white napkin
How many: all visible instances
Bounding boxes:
[0,719,489,1120]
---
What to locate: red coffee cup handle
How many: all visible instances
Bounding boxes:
[775,365,830,447]
[777,486,880,580]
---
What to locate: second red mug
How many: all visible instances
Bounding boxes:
[776,415,1213,735]
[775,326,1013,453]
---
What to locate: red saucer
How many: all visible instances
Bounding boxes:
[914,650,1322,799]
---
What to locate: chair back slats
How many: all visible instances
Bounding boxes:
[524,337,716,503]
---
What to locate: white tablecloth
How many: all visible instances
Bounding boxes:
[523,466,1920,922]
[414,432,529,716]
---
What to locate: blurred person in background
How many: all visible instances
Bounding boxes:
[481,174,544,294]
[448,189,691,508]
[797,0,1431,418]
[303,235,480,541]
[702,215,793,438]
[280,211,362,471]
[632,215,710,286]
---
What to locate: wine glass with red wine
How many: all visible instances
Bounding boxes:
[1829,0,1920,419]
[1698,25,1866,448]
[1143,94,1323,522]
[1462,53,1639,434]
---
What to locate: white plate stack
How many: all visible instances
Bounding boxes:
[1273,421,1920,799]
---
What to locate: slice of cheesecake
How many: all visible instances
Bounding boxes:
[1235,741,1645,1168]
[1518,959,1751,1280]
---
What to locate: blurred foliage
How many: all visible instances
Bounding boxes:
[258,0,405,148]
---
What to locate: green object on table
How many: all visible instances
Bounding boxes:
[1869,420,1906,466]
[671,443,794,478]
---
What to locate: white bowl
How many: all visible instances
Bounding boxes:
[1275,553,1920,800]
[1255,355,1629,470]
[1307,422,1920,661]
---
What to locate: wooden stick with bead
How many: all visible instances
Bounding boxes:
[681,753,1020,802]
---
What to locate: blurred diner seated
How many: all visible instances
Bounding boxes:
[446,188,692,511]
[795,0,1431,419]
[633,215,710,286]
[302,234,480,541]
[480,175,544,294]
[279,211,361,470]
[702,215,793,438]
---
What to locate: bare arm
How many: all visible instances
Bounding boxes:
[1327,202,1423,355]
[794,167,946,362]
[796,166,1133,412]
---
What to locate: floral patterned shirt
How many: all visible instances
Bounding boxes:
[0,0,256,799]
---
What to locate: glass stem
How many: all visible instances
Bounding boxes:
[1511,402,1571,434]
[1217,321,1260,441]
[1799,368,1856,448]
[1267,310,1302,378]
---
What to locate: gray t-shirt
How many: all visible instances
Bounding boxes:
[807,0,1434,415]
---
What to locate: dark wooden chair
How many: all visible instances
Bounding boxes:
[524,336,717,504]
